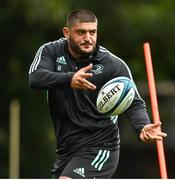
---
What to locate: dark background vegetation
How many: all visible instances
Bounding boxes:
[0,0,175,178]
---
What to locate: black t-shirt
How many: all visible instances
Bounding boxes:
[29,38,150,155]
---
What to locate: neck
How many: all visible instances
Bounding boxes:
[68,45,82,60]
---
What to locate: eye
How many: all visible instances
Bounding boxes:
[77,30,86,35]
[90,30,96,35]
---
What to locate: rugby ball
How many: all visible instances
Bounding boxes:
[96,77,136,116]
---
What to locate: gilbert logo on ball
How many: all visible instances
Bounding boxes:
[96,77,136,116]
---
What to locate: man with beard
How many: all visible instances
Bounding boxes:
[29,9,167,179]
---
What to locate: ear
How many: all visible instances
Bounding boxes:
[63,27,70,39]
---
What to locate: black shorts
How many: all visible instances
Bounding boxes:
[51,147,120,179]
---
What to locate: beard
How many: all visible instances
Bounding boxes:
[68,36,96,56]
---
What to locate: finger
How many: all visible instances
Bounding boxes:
[150,122,162,129]
[81,63,93,72]
[83,84,96,90]
[147,132,162,141]
[140,129,150,142]
[81,72,93,78]
[146,131,167,141]
[76,83,96,90]
[144,122,161,131]
[83,79,96,90]
[158,132,167,137]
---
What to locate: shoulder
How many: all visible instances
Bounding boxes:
[40,38,67,49]
[97,45,133,77]
[98,45,127,66]
[36,38,67,56]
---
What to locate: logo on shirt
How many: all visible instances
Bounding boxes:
[90,64,103,75]
[56,56,67,71]
[56,56,67,65]
[73,167,85,177]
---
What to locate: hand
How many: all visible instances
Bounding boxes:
[139,122,167,142]
[71,64,96,90]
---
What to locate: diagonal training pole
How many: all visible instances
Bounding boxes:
[143,42,167,179]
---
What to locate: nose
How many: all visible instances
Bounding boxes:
[84,32,91,42]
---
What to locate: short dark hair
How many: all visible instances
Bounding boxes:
[66,9,98,27]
